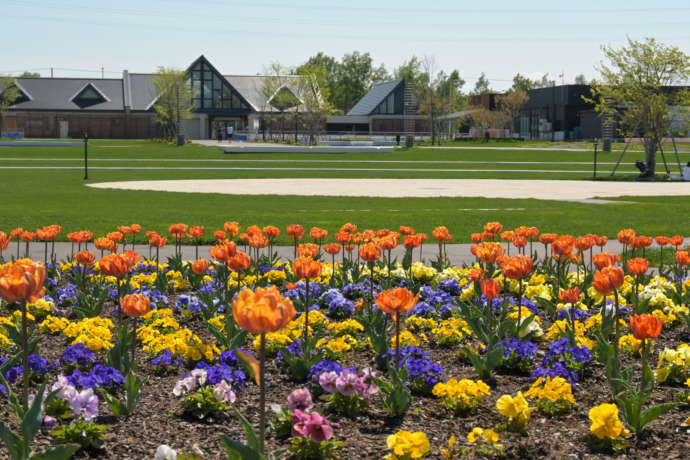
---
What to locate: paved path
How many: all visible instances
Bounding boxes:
[87,178,690,202]
[6,241,633,268]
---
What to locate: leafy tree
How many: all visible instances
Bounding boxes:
[0,76,20,135]
[511,72,555,92]
[574,74,587,85]
[587,37,690,176]
[416,57,465,145]
[258,62,301,141]
[496,89,529,134]
[296,65,335,145]
[19,71,40,77]
[297,52,340,113]
[335,51,389,113]
[394,56,424,86]
[472,72,492,95]
[151,67,193,143]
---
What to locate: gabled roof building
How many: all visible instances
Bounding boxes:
[1,55,305,139]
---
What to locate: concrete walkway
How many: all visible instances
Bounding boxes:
[6,240,634,268]
[87,178,690,202]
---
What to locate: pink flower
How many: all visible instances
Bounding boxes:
[287,388,313,412]
[318,371,339,394]
[303,412,336,442]
[291,409,311,438]
[335,370,359,396]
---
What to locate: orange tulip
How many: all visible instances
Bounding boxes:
[471,233,484,243]
[107,231,123,243]
[310,227,328,241]
[263,225,280,240]
[297,243,319,258]
[0,232,8,251]
[514,226,528,238]
[99,253,132,278]
[228,251,251,271]
[499,254,533,279]
[286,224,305,241]
[323,243,341,255]
[359,242,381,262]
[293,257,322,280]
[214,230,227,242]
[539,233,558,245]
[340,223,358,234]
[380,234,399,251]
[362,229,377,242]
[404,234,422,250]
[432,226,452,242]
[627,257,650,275]
[512,236,527,249]
[655,236,670,246]
[118,225,132,235]
[376,287,418,320]
[249,235,269,249]
[676,250,690,267]
[670,235,684,247]
[558,287,580,304]
[120,293,150,317]
[593,252,621,270]
[21,231,35,242]
[480,278,500,300]
[232,286,296,335]
[594,235,608,247]
[188,226,205,239]
[149,235,167,248]
[0,259,46,303]
[525,227,539,239]
[551,239,573,259]
[191,259,210,275]
[575,236,594,252]
[468,268,484,282]
[335,232,352,244]
[130,224,141,234]
[629,314,663,340]
[399,226,415,236]
[500,231,515,242]
[10,228,23,240]
[484,222,503,235]
[75,250,95,267]
[94,237,117,253]
[592,266,625,296]
[617,229,636,245]
[474,242,504,263]
[224,222,241,237]
[377,229,391,238]
[210,244,232,263]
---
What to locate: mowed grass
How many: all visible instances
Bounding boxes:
[1,140,689,242]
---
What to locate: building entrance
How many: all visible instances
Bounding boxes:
[211,117,245,141]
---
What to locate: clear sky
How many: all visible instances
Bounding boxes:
[3,0,689,91]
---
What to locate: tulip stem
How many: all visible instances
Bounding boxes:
[259,332,266,455]
[21,300,29,413]
[613,289,620,358]
[516,278,523,338]
[303,279,310,346]
[130,316,137,371]
[395,314,400,370]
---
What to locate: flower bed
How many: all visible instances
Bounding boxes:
[0,223,689,459]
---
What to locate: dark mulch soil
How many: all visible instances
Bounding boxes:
[2,292,690,460]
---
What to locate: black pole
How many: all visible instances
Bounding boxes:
[593,138,598,179]
[83,132,88,180]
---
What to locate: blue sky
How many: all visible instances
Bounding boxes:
[3,0,689,91]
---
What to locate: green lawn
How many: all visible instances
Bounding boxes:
[0,140,688,243]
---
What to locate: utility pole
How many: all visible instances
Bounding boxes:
[101,67,104,79]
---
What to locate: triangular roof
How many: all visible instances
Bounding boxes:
[10,77,125,111]
[347,78,403,116]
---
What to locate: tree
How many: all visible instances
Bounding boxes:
[472,72,492,95]
[587,37,690,176]
[511,72,555,92]
[416,57,465,145]
[496,89,529,134]
[297,52,340,113]
[296,65,335,145]
[257,62,300,141]
[335,51,389,113]
[574,74,587,85]
[151,67,193,143]
[0,76,20,135]
[19,71,40,77]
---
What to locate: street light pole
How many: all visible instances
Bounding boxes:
[83,132,89,180]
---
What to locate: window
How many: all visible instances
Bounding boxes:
[187,59,248,111]
[72,83,108,108]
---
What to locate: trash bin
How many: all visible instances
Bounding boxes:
[683,162,690,181]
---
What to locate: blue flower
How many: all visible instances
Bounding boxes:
[60,344,97,368]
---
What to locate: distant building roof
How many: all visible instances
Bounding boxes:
[225,75,304,112]
[11,77,125,111]
[347,79,403,116]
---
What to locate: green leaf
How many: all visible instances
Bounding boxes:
[21,384,47,444]
[0,419,24,460]
[218,433,263,460]
[228,403,259,452]
[639,403,678,429]
[100,389,126,416]
[28,444,80,460]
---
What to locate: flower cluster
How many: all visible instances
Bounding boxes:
[655,343,690,383]
[385,430,430,459]
[532,338,591,386]
[498,338,538,373]
[496,391,533,432]
[432,378,491,415]
[524,376,576,415]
